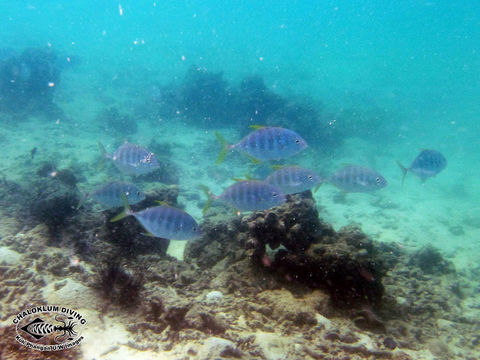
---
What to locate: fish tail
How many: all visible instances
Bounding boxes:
[97,141,108,170]
[215,132,230,164]
[110,194,132,222]
[396,160,408,185]
[199,185,214,214]
[76,192,89,210]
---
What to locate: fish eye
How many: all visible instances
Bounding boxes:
[295,139,300,144]
[375,177,381,183]
[193,227,198,232]
[308,175,313,180]
[272,192,278,197]
[137,191,141,196]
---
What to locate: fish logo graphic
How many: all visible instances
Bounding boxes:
[13,305,86,351]
[20,315,78,343]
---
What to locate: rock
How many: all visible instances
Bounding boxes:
[383,337,397,350]
[197,336,241,359]
[255,331,291,360]
[184,303,228,334]
[0,247,22,265]
[30,177,79,228]
[204,290,224,305]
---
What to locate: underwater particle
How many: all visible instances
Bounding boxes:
[215,126,307,164]
[265,166,323,195]
[98,142,159,176]
[36,161,57,177]
[327,165,387,193]
[200,180,286,212]
[396,149,447,184]
[111,196,201,240]
[86,181,145,209]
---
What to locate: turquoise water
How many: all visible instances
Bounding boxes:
[0,1,479,359]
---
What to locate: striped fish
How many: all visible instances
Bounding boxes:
[265,166,323,195]
[215,126,307,163]
[397,149,446,184]
[112,199,201,240]
[327,165,387,193]
[91,181,145,208]
[99,142,159,175]
[201,180,286,212]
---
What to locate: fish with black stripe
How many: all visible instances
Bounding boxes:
[99,142,159,175]
[200,180,286,212]
[265,166,323,195]
[111,195,201,240]
[215,126,307,164]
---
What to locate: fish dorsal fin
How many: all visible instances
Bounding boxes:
[142,231,155,237]
[249,125,266,130]
[155,200,170,206]
[271,164,285,170]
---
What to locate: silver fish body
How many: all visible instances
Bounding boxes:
[110,143,159,175]
[91,182,145,208]
[265,166,322,195]
[233,127,307,161]
[132,206,201,240]
[328,165,387,193]
[218,180,286,211]
[408,149,447,180]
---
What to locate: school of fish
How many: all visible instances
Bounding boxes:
[85,126,446,241]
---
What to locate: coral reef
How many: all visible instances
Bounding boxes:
[30,177,79,229]
[188,191,387,308]
[97,106,138,135]
[0,47,62,116]
[0,178,478,359]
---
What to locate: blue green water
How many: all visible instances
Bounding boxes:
[0,1,479,358]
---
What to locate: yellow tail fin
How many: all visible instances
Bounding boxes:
[215,132,230,164]
[110,194,131,222]
[199,185,214,214]
[97,141,108,171]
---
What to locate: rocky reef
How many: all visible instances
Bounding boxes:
[0,180,479,359]
[0,47,63,117]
